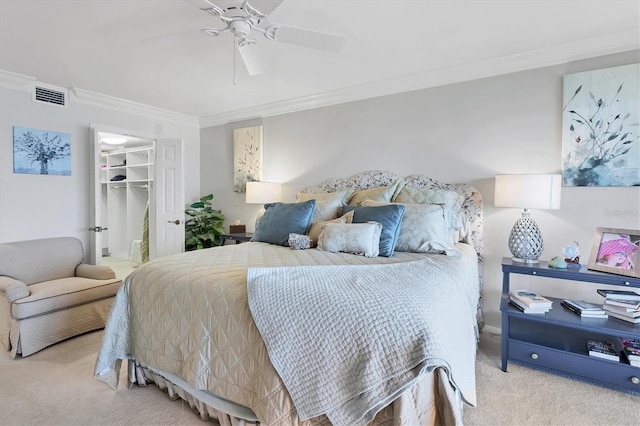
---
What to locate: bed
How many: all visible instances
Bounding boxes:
[94,170,484,425]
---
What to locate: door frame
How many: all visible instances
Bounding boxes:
[89,124,184,265]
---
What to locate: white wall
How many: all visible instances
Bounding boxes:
[0,84,201,262]
[201,50,640,331]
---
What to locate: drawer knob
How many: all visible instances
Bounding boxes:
[531,353,539,360]
[624,281,630,286]
[631,377,640,385]
[532,271,537,275]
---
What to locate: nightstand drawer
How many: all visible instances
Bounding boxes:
[509,340,640,392]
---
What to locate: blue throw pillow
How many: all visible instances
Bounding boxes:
[252,200,316,246]
[341,204,405,256]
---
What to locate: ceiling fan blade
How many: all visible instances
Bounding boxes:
[243,0,285,17]
[264,24,346,52]
[237,42,265,75]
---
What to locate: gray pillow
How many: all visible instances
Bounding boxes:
[252,200,316,246]
[341,204,405,257]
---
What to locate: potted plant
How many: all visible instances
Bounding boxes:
[185,194,225,251]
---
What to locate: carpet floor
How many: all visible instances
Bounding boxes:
[0,330,638,425]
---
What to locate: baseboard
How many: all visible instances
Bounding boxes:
[482,325,501,335]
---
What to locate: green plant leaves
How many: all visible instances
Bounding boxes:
[184,193,225,251]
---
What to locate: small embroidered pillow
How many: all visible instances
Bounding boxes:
[288,233,312,250]
[317,222,382,258]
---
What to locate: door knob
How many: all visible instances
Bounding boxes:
[89,226,108,232]
[168,220,181,225]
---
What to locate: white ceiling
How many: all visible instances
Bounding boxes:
[1,0,639,125]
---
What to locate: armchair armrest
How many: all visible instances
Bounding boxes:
[76,264,116,280]
[0,276,30,303]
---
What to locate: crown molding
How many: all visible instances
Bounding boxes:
[70,88,199,127]
[0,69,37,90]
[3,28,637,130]
[199,29,640,128]
[0,70,198,128]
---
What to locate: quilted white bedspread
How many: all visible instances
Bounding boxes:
[248,258,477,425]
[94,242,478,425]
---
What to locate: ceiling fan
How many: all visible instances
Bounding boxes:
[188,0,346,76]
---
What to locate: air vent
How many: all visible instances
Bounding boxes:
[32,84,68,107]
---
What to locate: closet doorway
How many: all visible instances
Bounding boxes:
[89,125,185,273]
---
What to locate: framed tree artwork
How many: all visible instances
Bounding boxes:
[13,126,71,175]
[562,63,639,187]
[233,126,263,193]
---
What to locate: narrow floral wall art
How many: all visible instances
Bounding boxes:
[13,126,71,175]
[562,63,639,187]
[233,125,263,192]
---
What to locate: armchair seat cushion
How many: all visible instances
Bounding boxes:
[11,277,121,320]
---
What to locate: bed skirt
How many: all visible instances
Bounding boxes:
[129,360,463,425]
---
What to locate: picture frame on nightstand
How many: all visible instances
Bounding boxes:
[587,227,640,278]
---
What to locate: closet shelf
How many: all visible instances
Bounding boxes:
[100,146,154,260]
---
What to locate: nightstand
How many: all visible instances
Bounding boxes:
[221,233,253,244]
[501,257,640,393]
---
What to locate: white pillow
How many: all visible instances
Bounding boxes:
[307,210,355,246]
[360,200,459,255]
[310,198,344,222]
[317,222,382,258]
[393,186,463,212]
[348,179,405,205]
[454,210,471,243]
[393,186,464,235]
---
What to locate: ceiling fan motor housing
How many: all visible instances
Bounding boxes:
[229,19,254,38]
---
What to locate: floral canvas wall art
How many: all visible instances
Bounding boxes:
[562,63,639,187]
[233,125,263,192]
[13,126,71,175]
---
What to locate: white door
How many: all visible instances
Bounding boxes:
[89,128,185,264]
[89,127,103,265]
[151,138,185,259]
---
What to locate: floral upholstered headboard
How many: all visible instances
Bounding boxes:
[298,170,485,327]
[298,170,484,259]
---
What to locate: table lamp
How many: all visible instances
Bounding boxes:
[246,181,282,228]
[495,174,562,263]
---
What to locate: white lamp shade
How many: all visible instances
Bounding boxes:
[246,181,282,204]
[494,174,561,210]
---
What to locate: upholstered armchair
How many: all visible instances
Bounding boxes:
[0,237,122,357]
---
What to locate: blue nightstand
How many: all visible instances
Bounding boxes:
[501,257,640,393]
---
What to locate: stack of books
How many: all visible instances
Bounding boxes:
[586,339,620,361]
[509,290,552,314]
[621,338,640,368]
[597,289,640,324]
[560,299,607,318]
